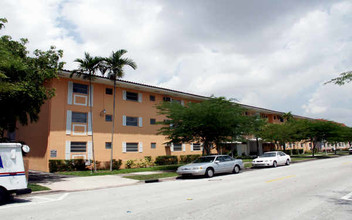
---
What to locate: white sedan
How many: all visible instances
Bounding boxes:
[252,151,291,168]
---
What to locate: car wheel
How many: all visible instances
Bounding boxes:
[273,161,277,168]
[232,165,240,174]
[205,168,214,178]
[0,188,9,205]
[285,159,290,166]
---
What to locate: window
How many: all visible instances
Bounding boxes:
[72,112,87,123]
[301,143,304,148]
[150,95,155,101]
[150,118,156,125]
[126,116,138,126]
[73,83,88,94]
[106,88,113,95]
[173,100,181,104]
[126,143,139,152]
[105,142,111,149]
[193,143,201,151]
[151,143,156,149]
[126,92,138,101]
[274,116,277,120]
[173,144,182,151]
[216,156,225,162]
[223,156,233,161]
[71,142,86,152]
[105,115,112,122]
[163,97,171,102]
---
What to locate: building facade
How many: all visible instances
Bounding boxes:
[15,71,347,172]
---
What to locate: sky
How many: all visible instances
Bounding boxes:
[1,0,352,126]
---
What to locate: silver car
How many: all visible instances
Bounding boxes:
[176,155,244,178]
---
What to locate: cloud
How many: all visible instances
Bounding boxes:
[1,0,352,126]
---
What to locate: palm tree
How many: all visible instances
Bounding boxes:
[100,50,137,171]
[71,52,102,173]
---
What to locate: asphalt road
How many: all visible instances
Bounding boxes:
[1,156,352,220]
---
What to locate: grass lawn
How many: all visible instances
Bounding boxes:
[244,163,252,168]
[28,183,51,192]
[241,159,253,163]
[57,164,182,176]
[291,157,316,162]
[123,172,179,181]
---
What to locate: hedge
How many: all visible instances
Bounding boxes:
[283,149,304,155]
[49,159,122,172]
[154,156,178,165]
[179,155,201,163]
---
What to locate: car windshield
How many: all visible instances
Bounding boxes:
[193,156,216,163]
[260,153,276,157]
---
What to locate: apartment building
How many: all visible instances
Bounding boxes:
[15,71,315,172]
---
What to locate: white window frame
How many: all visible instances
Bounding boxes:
[72,124,87,135]
[72,154,87,160]
[74,94,88,106]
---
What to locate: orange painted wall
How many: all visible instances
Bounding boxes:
[16,97,51,171]
[44,77,202,170]
[16,76,316,172]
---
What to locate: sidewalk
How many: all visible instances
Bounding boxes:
[28,170,167,193]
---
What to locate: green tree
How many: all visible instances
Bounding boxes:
[157,97,250,155]
[326,71,352,85]
[71,52,102,172]
[295,120,339,156]
[246,115,267,155]
[0,18,64,138]
[100,50,137,171]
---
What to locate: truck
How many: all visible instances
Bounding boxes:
[0,143,32,204]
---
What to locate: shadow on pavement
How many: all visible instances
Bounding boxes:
[29,170,71,184]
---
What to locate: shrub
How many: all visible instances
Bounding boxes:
[72,159,87,171]
[49,160,64,173]
[144,156,154,167]
[179,155,201,163]
[48,159,87,172]
[112,159,122,170]
[125,160,135,169]
[136,159,147,168]
[154,156,178,165]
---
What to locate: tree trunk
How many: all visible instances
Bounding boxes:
[256,137,259,156]
[203,141,211,155]
[110,79,117,171]
[89,79,96,173]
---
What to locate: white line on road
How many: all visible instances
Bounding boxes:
[0,193,70,210]
[341,192,352,201]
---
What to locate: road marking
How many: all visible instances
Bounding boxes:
[266,175,296,183]
[342,162,352,165]
[341,192,352,201]
[0,193,69,210]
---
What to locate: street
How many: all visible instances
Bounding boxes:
[1,156,352,220]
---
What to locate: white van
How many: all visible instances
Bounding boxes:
[0,143,31,204]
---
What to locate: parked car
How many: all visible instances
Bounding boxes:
[176,155,244,178]
[252,151,291,168]
[349,147,352,154]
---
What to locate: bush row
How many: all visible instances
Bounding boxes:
[49,155,202,172]
[49,159,122,173]
[282,149,304,155]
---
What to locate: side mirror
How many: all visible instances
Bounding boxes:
[215,160,220,164]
